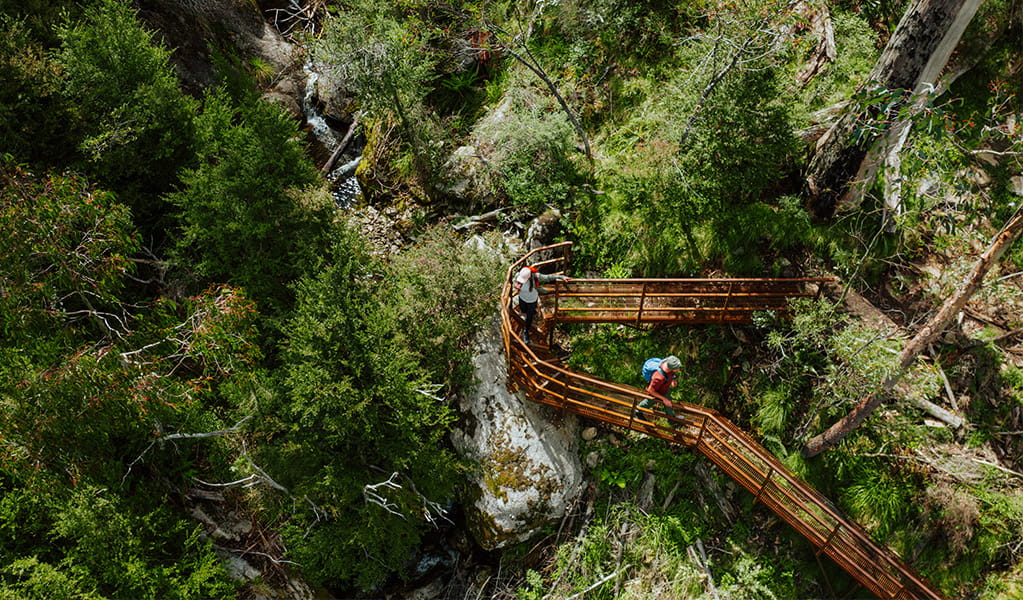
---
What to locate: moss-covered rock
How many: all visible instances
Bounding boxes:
[451,315,584,551]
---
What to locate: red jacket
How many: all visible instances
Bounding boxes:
[647,368,675,397]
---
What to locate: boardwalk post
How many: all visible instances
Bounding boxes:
[637,282,648,326]
[816,523,843,557]
[753,466,775,505]
[695,416,709,449]
[548,283,559,347]
[720,282,733,324]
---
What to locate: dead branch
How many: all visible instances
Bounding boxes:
[930,345,960,412]
[970,149,1023,156]
[194,474,260,487]
[687,539,721,600]
[472,15,592,169]
[121,415,254,486]
[679,33,761,146]
[794,1,836,86]
[184,439,290,496]
[903,393,963,428]
[408,479,453,527]
[268,0,320,37]
[363,472,405,518]
[972,458,1023,479]
[661,480,683,510]
[693,463,736,520]
[804,207,1023,457]
[498,45,592,167]
[322,118,360,173]
[564,568,625,600]
[161,415,253,443]
[452,209,504,231]
[240,442,290,494]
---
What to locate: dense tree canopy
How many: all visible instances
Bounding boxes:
[1,0,1021,597]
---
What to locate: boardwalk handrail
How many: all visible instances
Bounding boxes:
[500,242,946,600]
[524,255,831,328]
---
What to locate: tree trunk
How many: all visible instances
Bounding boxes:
[803,208,1023,457]
[803,0,981,218]
[851,0,984,227]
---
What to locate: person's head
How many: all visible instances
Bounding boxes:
[663,355,682,372]
[527,266,539,273]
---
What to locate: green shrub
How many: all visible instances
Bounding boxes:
[840,467,915,539]
[755,386,793,436]
[673,66,798,204]
[0,480,236,600]
[381,227,504,388]
[570,173,704,277]
[703,197,816,276]
[167,88,331,314]
[248,229,465,590]
[57,0,197,208]
[565,324,670,386]
[0,159,136,348]
[472,85,583,212]
[0,556,104,600]
[0,17,79,169]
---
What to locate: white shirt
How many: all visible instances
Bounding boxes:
[515,267,540,303]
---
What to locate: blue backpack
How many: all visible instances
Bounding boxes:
[641,357,663,383]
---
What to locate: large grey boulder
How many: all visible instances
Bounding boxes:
[451,316,584,550]
[443,145,494,203]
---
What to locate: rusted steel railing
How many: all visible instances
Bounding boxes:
[547,278,828,325]
[500,242,946,600]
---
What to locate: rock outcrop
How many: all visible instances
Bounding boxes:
[451,316,583,550]
[137,0,305,116]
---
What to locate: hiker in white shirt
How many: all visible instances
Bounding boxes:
[513,265,568,345]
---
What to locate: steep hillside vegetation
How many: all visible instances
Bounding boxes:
[1,0,1021,598]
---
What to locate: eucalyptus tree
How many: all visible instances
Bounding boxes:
[803,0,985,219]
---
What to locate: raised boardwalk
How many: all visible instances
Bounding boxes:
[501,242,946,600]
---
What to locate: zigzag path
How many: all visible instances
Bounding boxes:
[501,242,946,600]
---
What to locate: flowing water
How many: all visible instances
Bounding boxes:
[302,60,362,209]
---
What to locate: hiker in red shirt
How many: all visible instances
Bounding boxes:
[638,355,681,419]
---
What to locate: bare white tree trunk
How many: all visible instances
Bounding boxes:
[845,0,985,227]
[804,0,983,218]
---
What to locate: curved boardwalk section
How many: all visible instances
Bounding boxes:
[501,242,946,600]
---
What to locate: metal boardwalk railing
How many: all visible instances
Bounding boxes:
[501,242,946,600]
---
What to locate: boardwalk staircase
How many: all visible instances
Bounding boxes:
[501,242,946,600]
